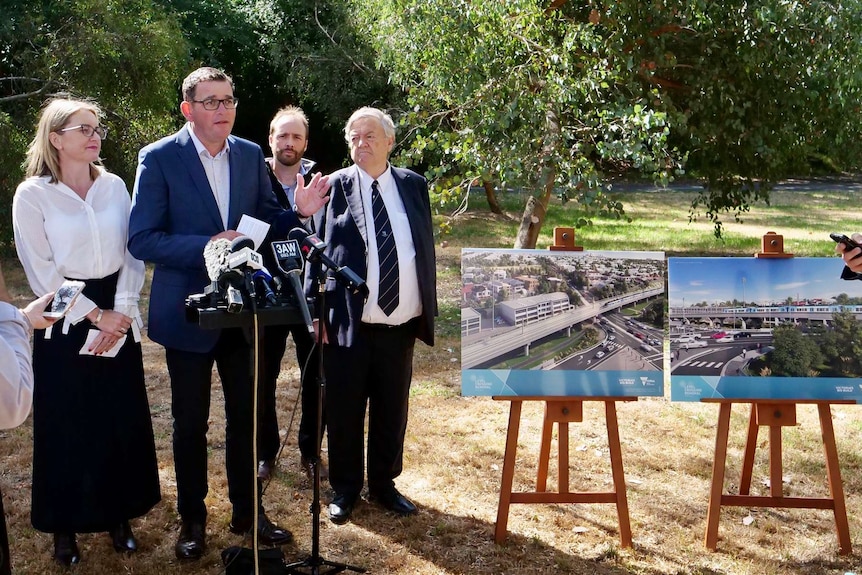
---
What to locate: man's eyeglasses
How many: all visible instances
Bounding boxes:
[191,97,239,111]
[58,124,108,140]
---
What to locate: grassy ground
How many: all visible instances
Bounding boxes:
[2,187,862,574]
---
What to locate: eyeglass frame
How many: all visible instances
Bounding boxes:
[57,124,108,140]
[190,97,239,111]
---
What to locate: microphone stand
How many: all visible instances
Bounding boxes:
[285,271,365,575]
[248,282,262,575]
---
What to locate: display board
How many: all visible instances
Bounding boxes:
[668,257,862,401]
[461,248,665,397]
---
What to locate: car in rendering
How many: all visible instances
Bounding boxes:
[682,339,708,349]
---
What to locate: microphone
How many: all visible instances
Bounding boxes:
[228,236,264,272]
[222,282,244,313]
[227,236,265,304]
[270,238,304,276]
[203,238,232,282]
[252,268,278,307]
[286,270,314,333]
[201,237,254,313]
[271,239,315,333]
[287,228,369,297]
[202,238,243,312]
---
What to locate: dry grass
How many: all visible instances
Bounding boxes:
[3,190,862,574]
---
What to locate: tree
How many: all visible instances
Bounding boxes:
[267,0,405,135]
[368,0,676,247]
[0,0,189,253]
[615,1,862,234]
[770,325,823,377]
[820,310,862,376]
[361,0,862,246]
[154,0,405,170]
[641,298,665,328]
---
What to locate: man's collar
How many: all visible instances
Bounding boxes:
[356,163,392,191]
[186,123,230,157]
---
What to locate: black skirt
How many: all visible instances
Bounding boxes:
[30,272,160,533]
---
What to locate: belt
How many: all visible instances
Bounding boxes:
[360,317,418,331]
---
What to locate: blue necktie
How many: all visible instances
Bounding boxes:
[371,180,399,315]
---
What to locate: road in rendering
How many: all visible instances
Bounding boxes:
[671,337,772,375]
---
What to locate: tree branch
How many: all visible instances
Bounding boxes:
[314,2,373,74]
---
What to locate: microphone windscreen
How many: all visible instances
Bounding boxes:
[203,238,232,281]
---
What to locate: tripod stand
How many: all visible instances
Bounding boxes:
[285,280,364,575]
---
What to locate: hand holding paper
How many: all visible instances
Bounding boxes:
[79,329,126,358]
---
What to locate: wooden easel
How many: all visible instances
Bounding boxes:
[493,396,635,547]
[704,400,852,554]
[548,227,583,251]
[703,232,851,555]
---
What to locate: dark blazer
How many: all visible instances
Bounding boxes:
[307,165,437,347]
[128,127,302,353]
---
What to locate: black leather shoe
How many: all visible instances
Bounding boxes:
[109,520,138,553]
[174,520,206,560]
[327,493,357,525]
[369,487,417,516]
[229,512,293,546]
[53,532,81,566]
[300,457,329,482]
[258,459,275,481]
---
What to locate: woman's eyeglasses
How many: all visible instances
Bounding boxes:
[58,124,108,139]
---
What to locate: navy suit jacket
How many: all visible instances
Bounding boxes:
[128,127,301,353]
[307,165,437,347]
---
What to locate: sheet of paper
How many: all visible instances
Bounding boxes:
[237,215,271,250]
[79,329,126,358]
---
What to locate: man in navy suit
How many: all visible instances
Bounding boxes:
[305,107,437,524]
[128,67,329,560]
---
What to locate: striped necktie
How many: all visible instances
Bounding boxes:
[371,180,399,315]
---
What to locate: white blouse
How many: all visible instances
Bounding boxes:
[12,171,145,339]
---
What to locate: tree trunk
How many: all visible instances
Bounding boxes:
[514,196,544,249]
[513,164,557,248]
[482,180,503,215]
[513,109,560,249]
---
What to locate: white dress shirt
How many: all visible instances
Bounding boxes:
[187,123,231,228]
[12,170,145,339]
[356,166,422,325]
[0,303,33,429]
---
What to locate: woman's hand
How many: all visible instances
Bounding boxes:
[87,309,132,355]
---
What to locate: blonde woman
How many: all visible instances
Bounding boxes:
[12,98,159,565]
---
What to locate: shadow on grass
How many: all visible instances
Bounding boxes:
[336,499,665,575]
